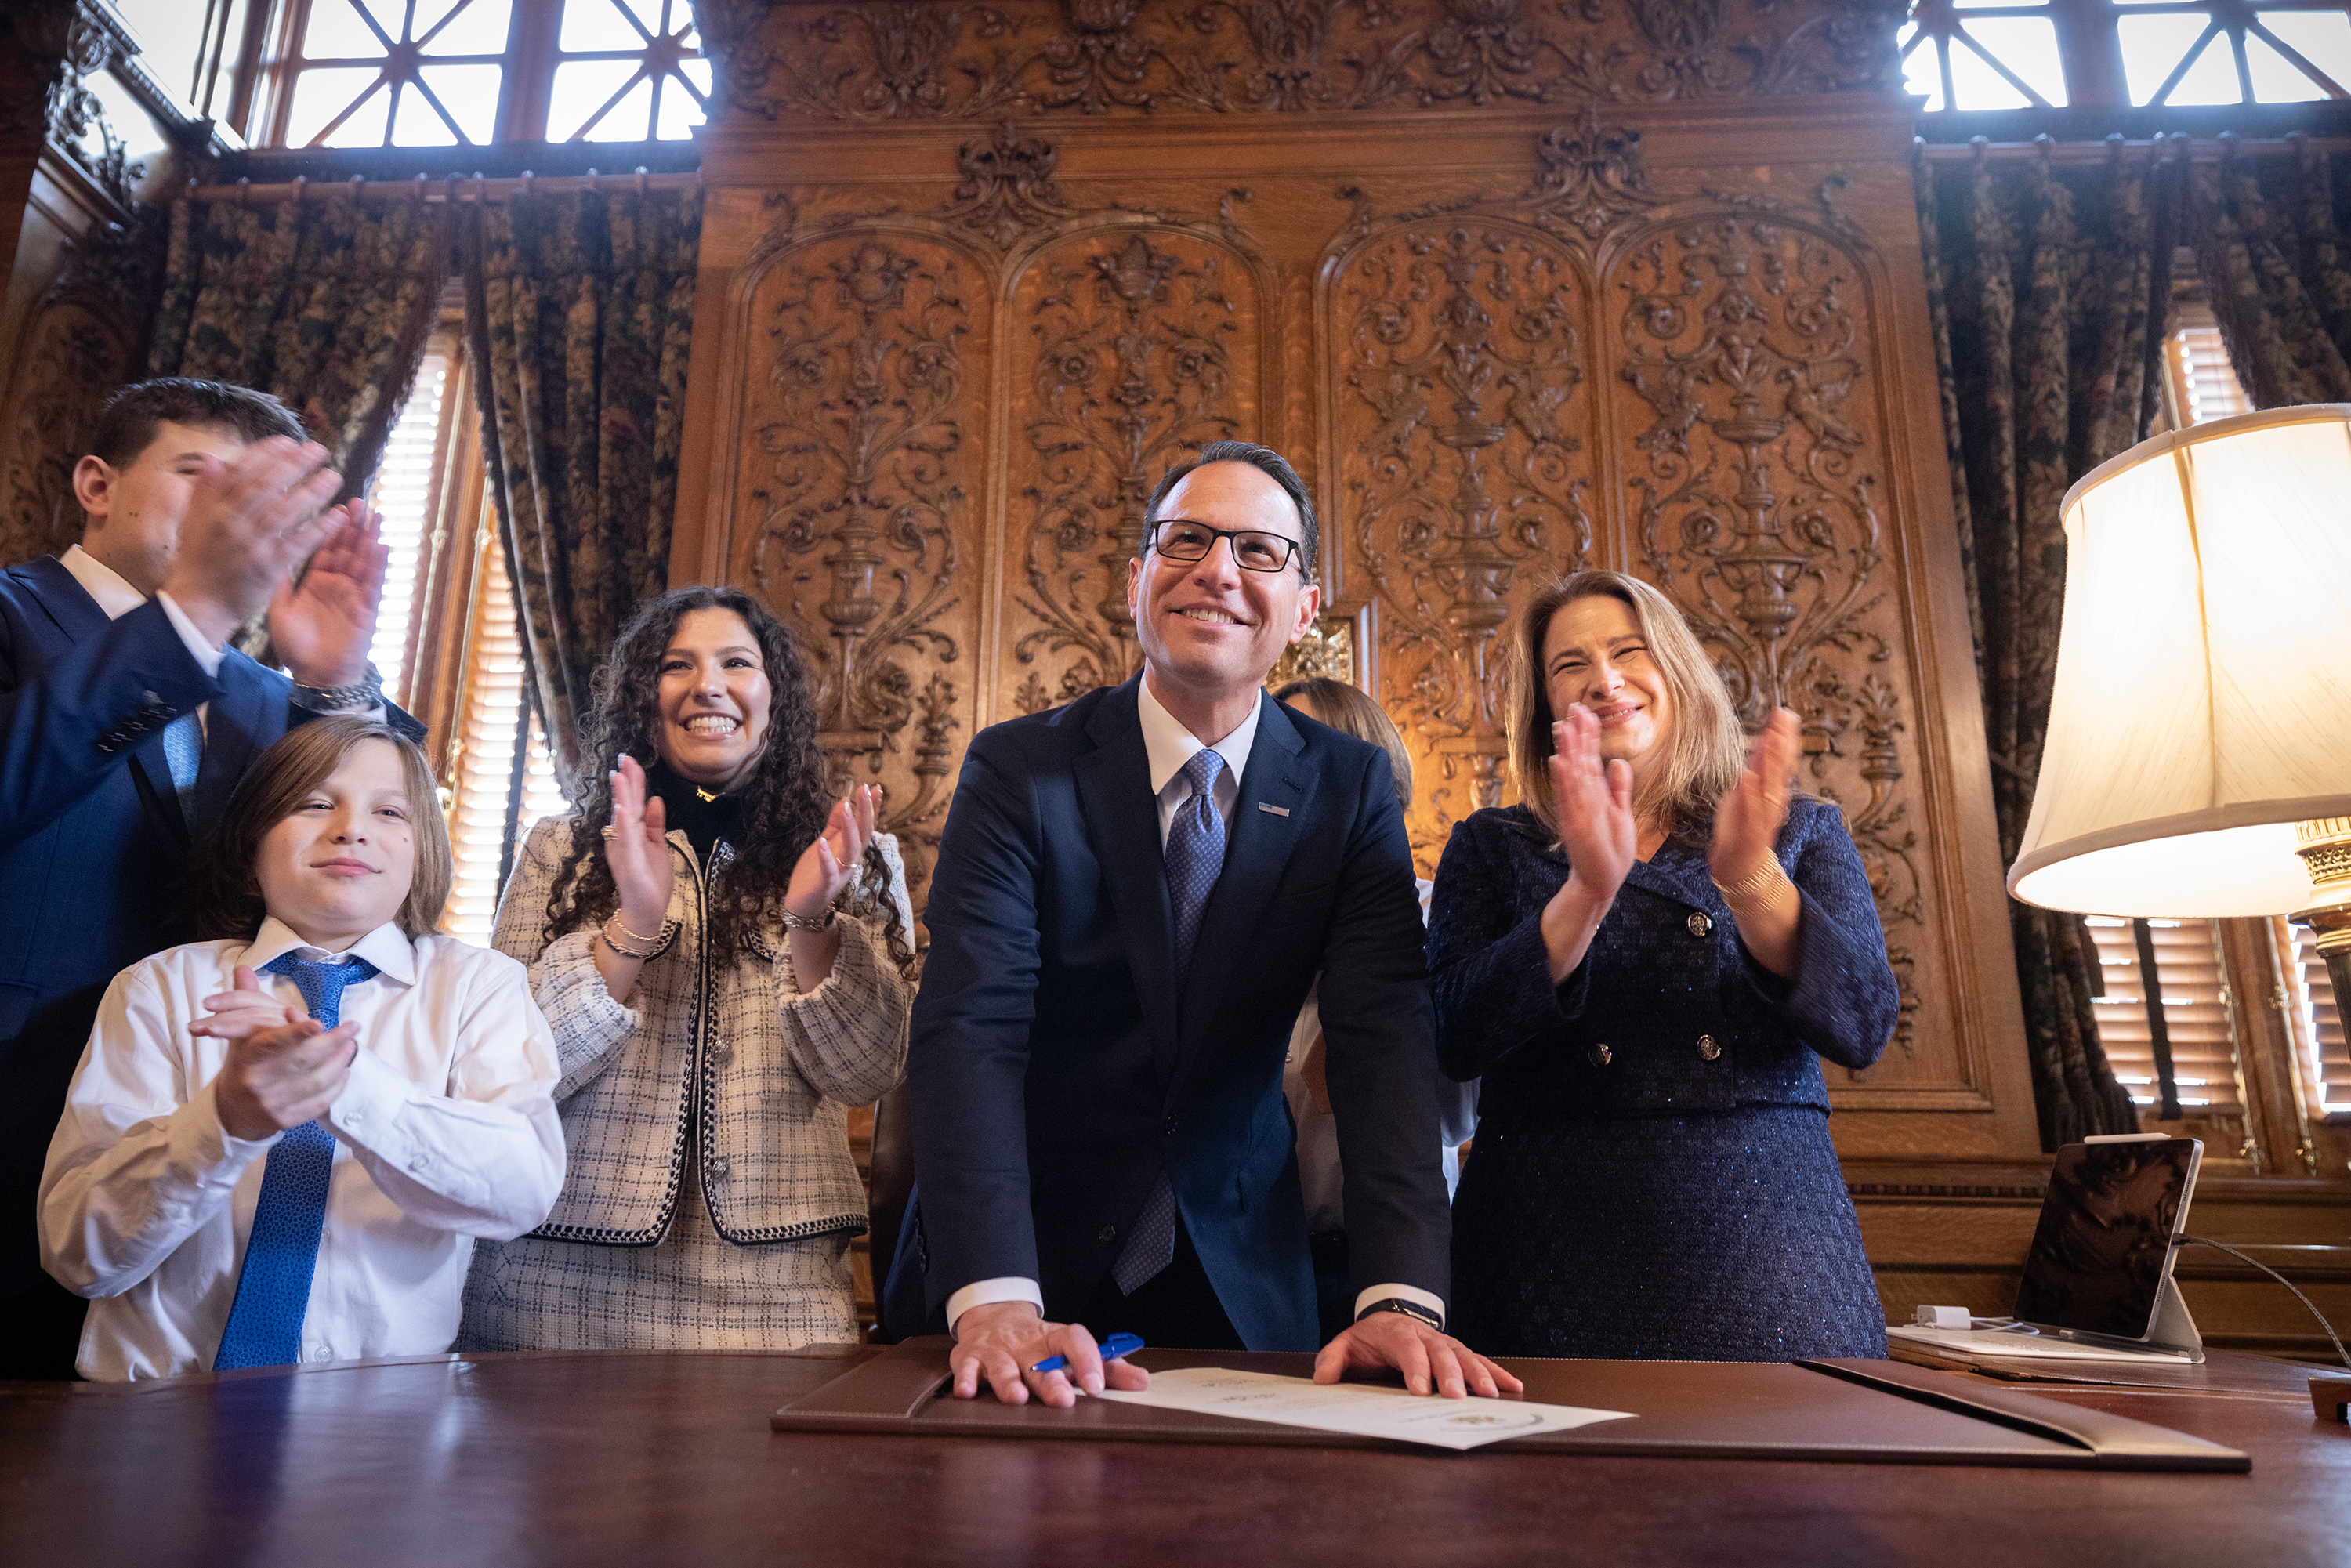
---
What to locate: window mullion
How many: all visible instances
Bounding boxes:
[502,0,562,143]
[2052,0,2131,107]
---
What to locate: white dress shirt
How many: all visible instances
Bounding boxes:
[40,918,567,1382]
[62,543,230,733]
[950,677,1445,1337]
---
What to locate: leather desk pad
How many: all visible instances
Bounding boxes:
[771,1338,2250,1471]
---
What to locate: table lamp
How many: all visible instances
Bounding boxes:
[2006,402,2351,1412]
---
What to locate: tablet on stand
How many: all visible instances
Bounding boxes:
[1889,1133,2205,1366]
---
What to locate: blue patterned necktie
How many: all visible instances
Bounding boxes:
[213,952,379,1371]
[161,710,202,828]
[1114,748,1227,1296]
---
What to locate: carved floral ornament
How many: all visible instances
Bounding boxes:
[1014,225,1253,707]
[1310,116,1921,1045]
[748,234,975,885]
[1610,210,1923,1047]
[713,0,1907,120]
[728,110,1922,1044]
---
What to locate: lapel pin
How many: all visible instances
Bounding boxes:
[1258,802,1291,817]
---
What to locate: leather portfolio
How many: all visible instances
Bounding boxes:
[770,1338,2249,1471]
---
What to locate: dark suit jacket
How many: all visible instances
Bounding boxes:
[882,676,1449,1352]
[0,554,422,1295]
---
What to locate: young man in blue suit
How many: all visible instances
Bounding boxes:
[886,440,1520,1408]
[0,378,413,1377]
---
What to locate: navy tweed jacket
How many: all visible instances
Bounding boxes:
[1428,800,1899,1122]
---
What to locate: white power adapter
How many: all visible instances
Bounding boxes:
[1912,1305,1974,1330]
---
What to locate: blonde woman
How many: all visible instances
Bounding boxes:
[1428,571,1896,1360]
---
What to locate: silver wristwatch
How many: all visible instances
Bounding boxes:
[292,662,384,713]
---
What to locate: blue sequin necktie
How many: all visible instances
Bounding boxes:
[212,952,378,1371]
[1114,748,1226,1296]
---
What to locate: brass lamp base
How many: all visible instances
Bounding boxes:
[2291,818,2351,1016]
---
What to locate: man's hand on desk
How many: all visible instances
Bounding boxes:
[949,1302,1151,1409]
[1312,1310,1524,1400]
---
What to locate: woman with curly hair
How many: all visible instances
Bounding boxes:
[458,586,915,1352]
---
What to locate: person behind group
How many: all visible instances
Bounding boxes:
[39,717,563,1381]
[1269,675,1478,1343]
[1429,570,1897,1360]
[1,378,415,1378]
[458,586,916,1353]
[886,440,1520,1408]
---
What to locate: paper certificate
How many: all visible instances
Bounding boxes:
[1095,1368,1633,1451]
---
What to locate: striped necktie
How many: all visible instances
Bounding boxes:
[1113,748,1226,1296]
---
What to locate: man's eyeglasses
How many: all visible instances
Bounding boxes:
[1143,520,1306,576]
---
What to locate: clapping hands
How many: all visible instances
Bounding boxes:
[605,755,676,939]
[271,499,389,690]
[1709,707,1802,889]
[784,784,881,925]
[1538,704,1640,986]
[192,965,359,1143]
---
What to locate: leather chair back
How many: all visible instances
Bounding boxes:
[864,1086,915,1342]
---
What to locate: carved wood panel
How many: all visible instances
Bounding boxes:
[1328,215,1598,861]
[1604,211,1929,1063]
[681,2,2040,1157]
[709,0,1908,122]
[1005,224,1264,715]
[730,228,992,903]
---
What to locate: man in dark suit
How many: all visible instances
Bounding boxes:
[885,440,1519,1408]
[0,378,409,1378]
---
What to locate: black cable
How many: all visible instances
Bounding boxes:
[2175,1235,2351,1371]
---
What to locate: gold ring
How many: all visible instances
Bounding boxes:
[600,825,617,840]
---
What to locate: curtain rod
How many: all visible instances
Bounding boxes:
[1915,129,2351,165]
[185,131,2351,197]
[184,167,705,203]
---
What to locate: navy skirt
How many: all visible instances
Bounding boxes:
[1450,1104,1889,1361]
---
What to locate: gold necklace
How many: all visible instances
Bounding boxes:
[695,786,719,803]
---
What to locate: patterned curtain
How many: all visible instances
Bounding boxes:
[2186,136,2351,409]
[148,186,451,494]
[1915,147,2178,1150]
[458,184,701,778]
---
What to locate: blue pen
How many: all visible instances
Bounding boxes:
[1030,1333,1145,1375]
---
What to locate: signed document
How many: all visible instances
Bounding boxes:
[1096,1368,1633,1452]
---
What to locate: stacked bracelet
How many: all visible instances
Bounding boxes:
[1712,858,1799,921]
[602,913,664,960]
[1711,858,1788,903]
[781,905,837,933]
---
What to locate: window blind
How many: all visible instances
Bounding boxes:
[2166,310,2252,427]
[440,512,568,945]
[2083,915,2244,1120]
[2280,918,2351,1117]
[364,346,452,709]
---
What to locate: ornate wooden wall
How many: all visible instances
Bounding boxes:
[0,0,184,570]
[674,0,2043,1180]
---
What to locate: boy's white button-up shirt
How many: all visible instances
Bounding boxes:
[38,918,566,1381]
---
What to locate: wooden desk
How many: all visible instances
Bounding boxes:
[1,1349,2343,1566]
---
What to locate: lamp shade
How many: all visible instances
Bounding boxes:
[2007,404,2351,917]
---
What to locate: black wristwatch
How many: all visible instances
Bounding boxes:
[1357,1297,1444,1331]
